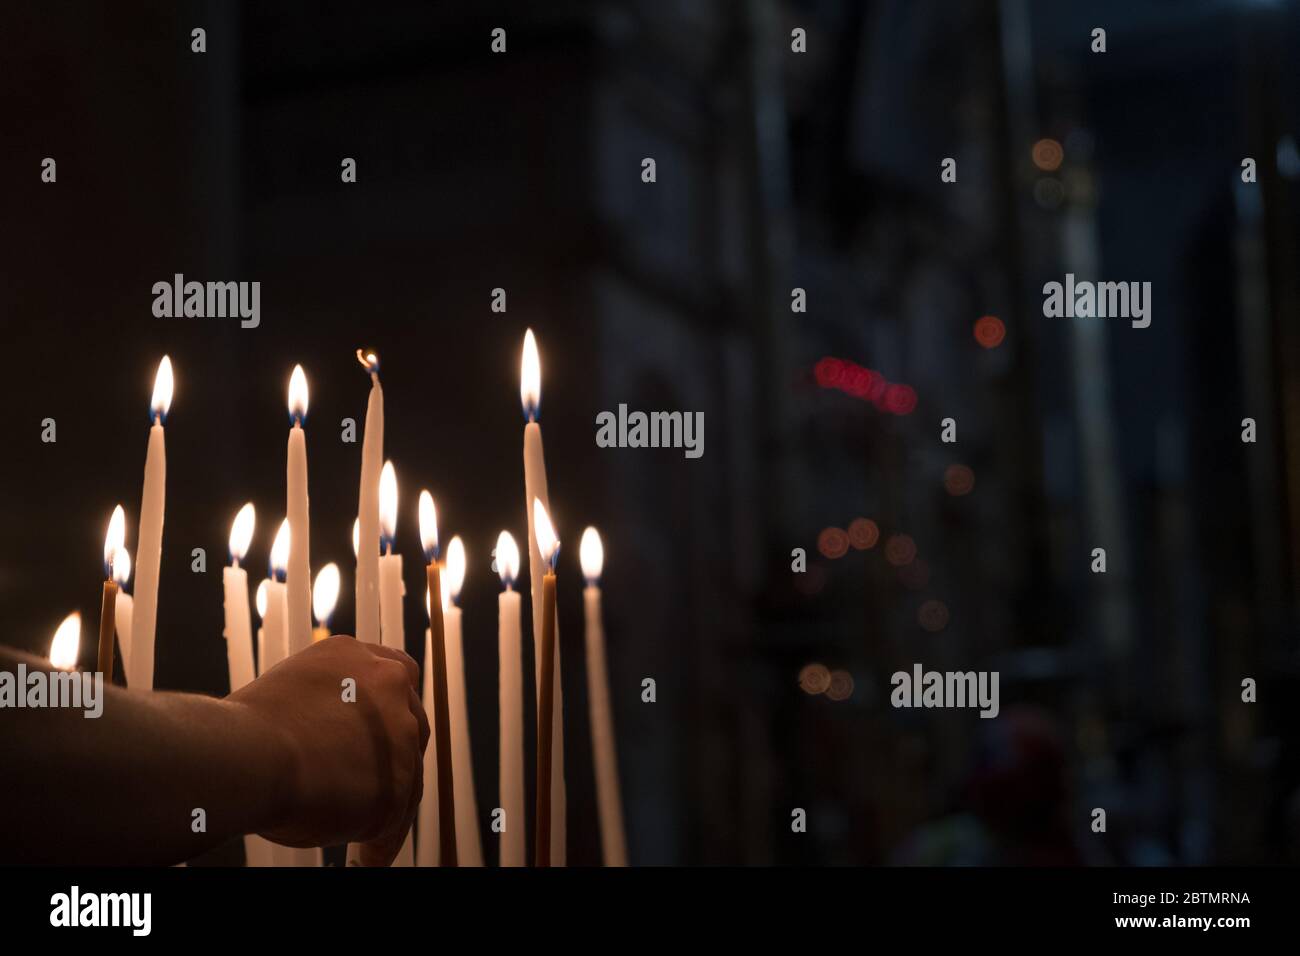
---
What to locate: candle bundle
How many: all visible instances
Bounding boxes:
[72,333,631,868]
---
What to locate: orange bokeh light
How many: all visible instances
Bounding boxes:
[974,315,1005,349]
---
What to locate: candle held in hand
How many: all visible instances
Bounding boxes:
[286,365,313,655]
[97,506,126,679]
[222,504,257,694]
[354,351,383,646]
[312,563,340,642]
[130,356,172,691]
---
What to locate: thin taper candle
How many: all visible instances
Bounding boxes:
[419,490,456,866]
[532,498,560,867]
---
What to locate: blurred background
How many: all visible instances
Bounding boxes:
[2,0,1300,865]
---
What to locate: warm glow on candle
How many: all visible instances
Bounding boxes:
[111,547,131,589]
[418,490,439,563]
[496,531,520,588]
[580,527,603,584]
[351,518,360,558]
[229,503,255,566]
[379,461,398,548]
[255,579,269,620]
[288,364,309,424]
[104,505,126,576]
[520,329,541,421]
[150,356,174,423]
[313,562,340,626]
[533,498,559,568]
[446,536,466,605]
[49,613,81,670]
[270,519,291,581]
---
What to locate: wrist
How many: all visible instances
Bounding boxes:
[225,697,299,836]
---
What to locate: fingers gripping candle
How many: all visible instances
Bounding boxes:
[355,351,383,646]
[130,356,172,691]
[286,365,313,655]
[520,330,567,865]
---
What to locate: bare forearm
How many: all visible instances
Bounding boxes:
[0,648,293,865]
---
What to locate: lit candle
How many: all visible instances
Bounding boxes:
[378,461,405,654]
[49,613,81,671]
[495,531,526,867]
[222,503,257,694]
[263,520,291,675]
[129,356,172,690]
[97,506,125,680]
[417,490,456,867]
[520,329,566,864]
[532,498,560,867]
[286,365,313,656]
[264,519,294,867]
[376,461,414,867]
[254,578,268,677]
[312,563,340,642]
[443,535,482,866]
[355,351,383,646]
[112,547,133,679]
[580,528,628,866]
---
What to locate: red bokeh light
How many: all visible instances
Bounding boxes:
[974,315,1005,349]
[847,518,879,550]
[918,599,950,632]
[944,464,975,496]
[885,534,917,567]
[817,527,850,559]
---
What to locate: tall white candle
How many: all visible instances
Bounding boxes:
[417,616,441,867]
[245,578,276,867]
[443,536,482,866]
[519,329,566,864]
[129,356,172,690]
[113,547,133,679]
[223,504,257,694]
[495,531,526,867]
[580,528,628,866]
[264,520,294,868]
[355,351,383,646]
[286,365,313,656]
[376,460,414,867]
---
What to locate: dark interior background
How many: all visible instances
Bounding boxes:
[2,0,1299,865]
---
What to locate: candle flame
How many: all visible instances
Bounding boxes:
[229,503,255,565]
[255,578,269,620]
[379,461,398,547]
[532,498,559,568]
[104,505,126,576]
[270,518,291,581]
[520,328,540,421]
[313,562,341,626]
[418,490,439,563]
[288,364,309,424]
[446,536,466,605]
[580,527,603,584]
[356,349,380,374]
[49,612,81,670]
[352,517,360,558]
[496,531,520,588]
[111,546,131,589]
[150,356,174,423]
